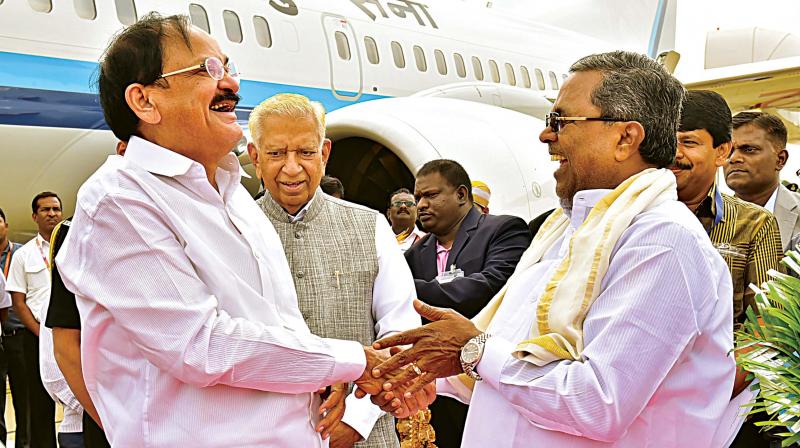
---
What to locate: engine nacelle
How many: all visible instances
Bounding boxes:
[323,97,559,221]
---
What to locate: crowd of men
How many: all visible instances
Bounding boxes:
[1,11,799,448]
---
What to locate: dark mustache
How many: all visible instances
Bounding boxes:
[213,92,242,105]
[672,161,692,170]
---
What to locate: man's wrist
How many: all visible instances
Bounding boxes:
[460,333,491,381]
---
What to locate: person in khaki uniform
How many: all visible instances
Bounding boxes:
[247,93,421,448]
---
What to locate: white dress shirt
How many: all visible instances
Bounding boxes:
[440,190,735,447]
[0,274,11,309]
[397,226,425,253]
[57,136,367,447]
[327,211,420,439]
[764,186,779,213]
[39,293,83,433]
[6,234,51,322]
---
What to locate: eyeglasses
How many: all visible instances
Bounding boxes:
[159,56,239,81]
[391,200,416,208]
[545,112,630,133]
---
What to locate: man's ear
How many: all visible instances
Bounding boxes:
[125,83,162,125]
[614,121,646,162]
[456,185,469,205]
[777,148,789,171]
[246,142,262,181]
[714,142,732,168]
[321,138,332,165]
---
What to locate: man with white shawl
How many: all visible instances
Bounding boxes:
[365,51,737,447]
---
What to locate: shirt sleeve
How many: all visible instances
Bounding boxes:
[5,247,26,294]
[44,260,81,330]
[340,215,422,439]
[0,275,10,309]
[476,238,726,442]
[57,193,366,395]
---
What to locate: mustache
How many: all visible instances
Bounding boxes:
[672,161,692,170]
[212,91,241,105]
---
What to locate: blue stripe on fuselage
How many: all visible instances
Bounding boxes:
[0,51,387,130]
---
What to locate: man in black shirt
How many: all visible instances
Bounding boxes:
[46,220,110,448]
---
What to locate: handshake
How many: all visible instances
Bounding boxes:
[316,299,482,439]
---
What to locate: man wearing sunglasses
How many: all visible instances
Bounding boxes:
[386,188,425,253]
[366,51,736,447]
[55,14,428,447]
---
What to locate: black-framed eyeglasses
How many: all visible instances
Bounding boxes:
[545,112,631,133]
[159,56,239,81]
[391,200,416,208]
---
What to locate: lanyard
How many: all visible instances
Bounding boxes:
[35,237,50,270]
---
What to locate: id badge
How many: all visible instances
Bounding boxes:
[714,242,747,260]
[436,265,465,284]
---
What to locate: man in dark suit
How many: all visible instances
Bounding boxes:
[404,159,531,448]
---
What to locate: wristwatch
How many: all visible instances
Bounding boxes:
[460,333,491,381]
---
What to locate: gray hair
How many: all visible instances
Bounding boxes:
[248,93,326,148]
[570,51,685,167]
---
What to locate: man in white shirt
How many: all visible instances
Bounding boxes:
[56,13,426,447]
[369,51,736,447]
[386,188,425,253]
[6,191,62,448]
[724,111,800,253]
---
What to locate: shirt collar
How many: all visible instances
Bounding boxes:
[568,189,612,227]
[289,196,315,223]
[124,136,247,183]
[36,233,49,247]
[764,186,779,213]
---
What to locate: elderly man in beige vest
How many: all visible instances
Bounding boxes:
[247,94,421,448]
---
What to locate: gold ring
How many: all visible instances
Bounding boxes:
[410,363,422,375]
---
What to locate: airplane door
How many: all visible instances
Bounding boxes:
[321,15,363,101]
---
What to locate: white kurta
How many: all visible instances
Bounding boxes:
[441,190,735,447]
[57,136,367,447]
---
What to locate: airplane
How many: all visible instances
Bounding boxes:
[1,0,797,241]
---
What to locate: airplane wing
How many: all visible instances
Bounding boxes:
[685,57,800,142]
[683,27,800,142]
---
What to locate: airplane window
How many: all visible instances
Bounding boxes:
[471,57,484,81]
[534,68,545,90]
[223,10,243,43]
[364,36,379,64]
[391,41,405,68]
[548,71,559,89]
[453,53,466,78]
[74,0,97,19]
[520,66,532,88]
[434,50,447,75]
[29,0,52,13]
[413,45,427,72]
[505,63,516,86]
[488,60,500,83]
[189,4,210,33]
[335,32,351,61]
[114,0,137,25]
[253,16,272,48]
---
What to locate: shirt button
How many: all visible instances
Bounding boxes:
[294,232,302,239]
[297,271,305,278]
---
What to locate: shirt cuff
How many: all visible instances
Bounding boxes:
[476,335,515,391]
[324,338,367,383]
[341,392,383,440]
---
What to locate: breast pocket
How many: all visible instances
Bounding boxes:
[23,260,49,292]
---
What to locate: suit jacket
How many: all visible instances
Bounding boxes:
[773,184,800,252]
[405,207,532,318]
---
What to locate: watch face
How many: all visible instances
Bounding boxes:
[461,342,480,364]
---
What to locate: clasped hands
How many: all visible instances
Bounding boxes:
[315,299,480,442]
[354,299,481,417]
